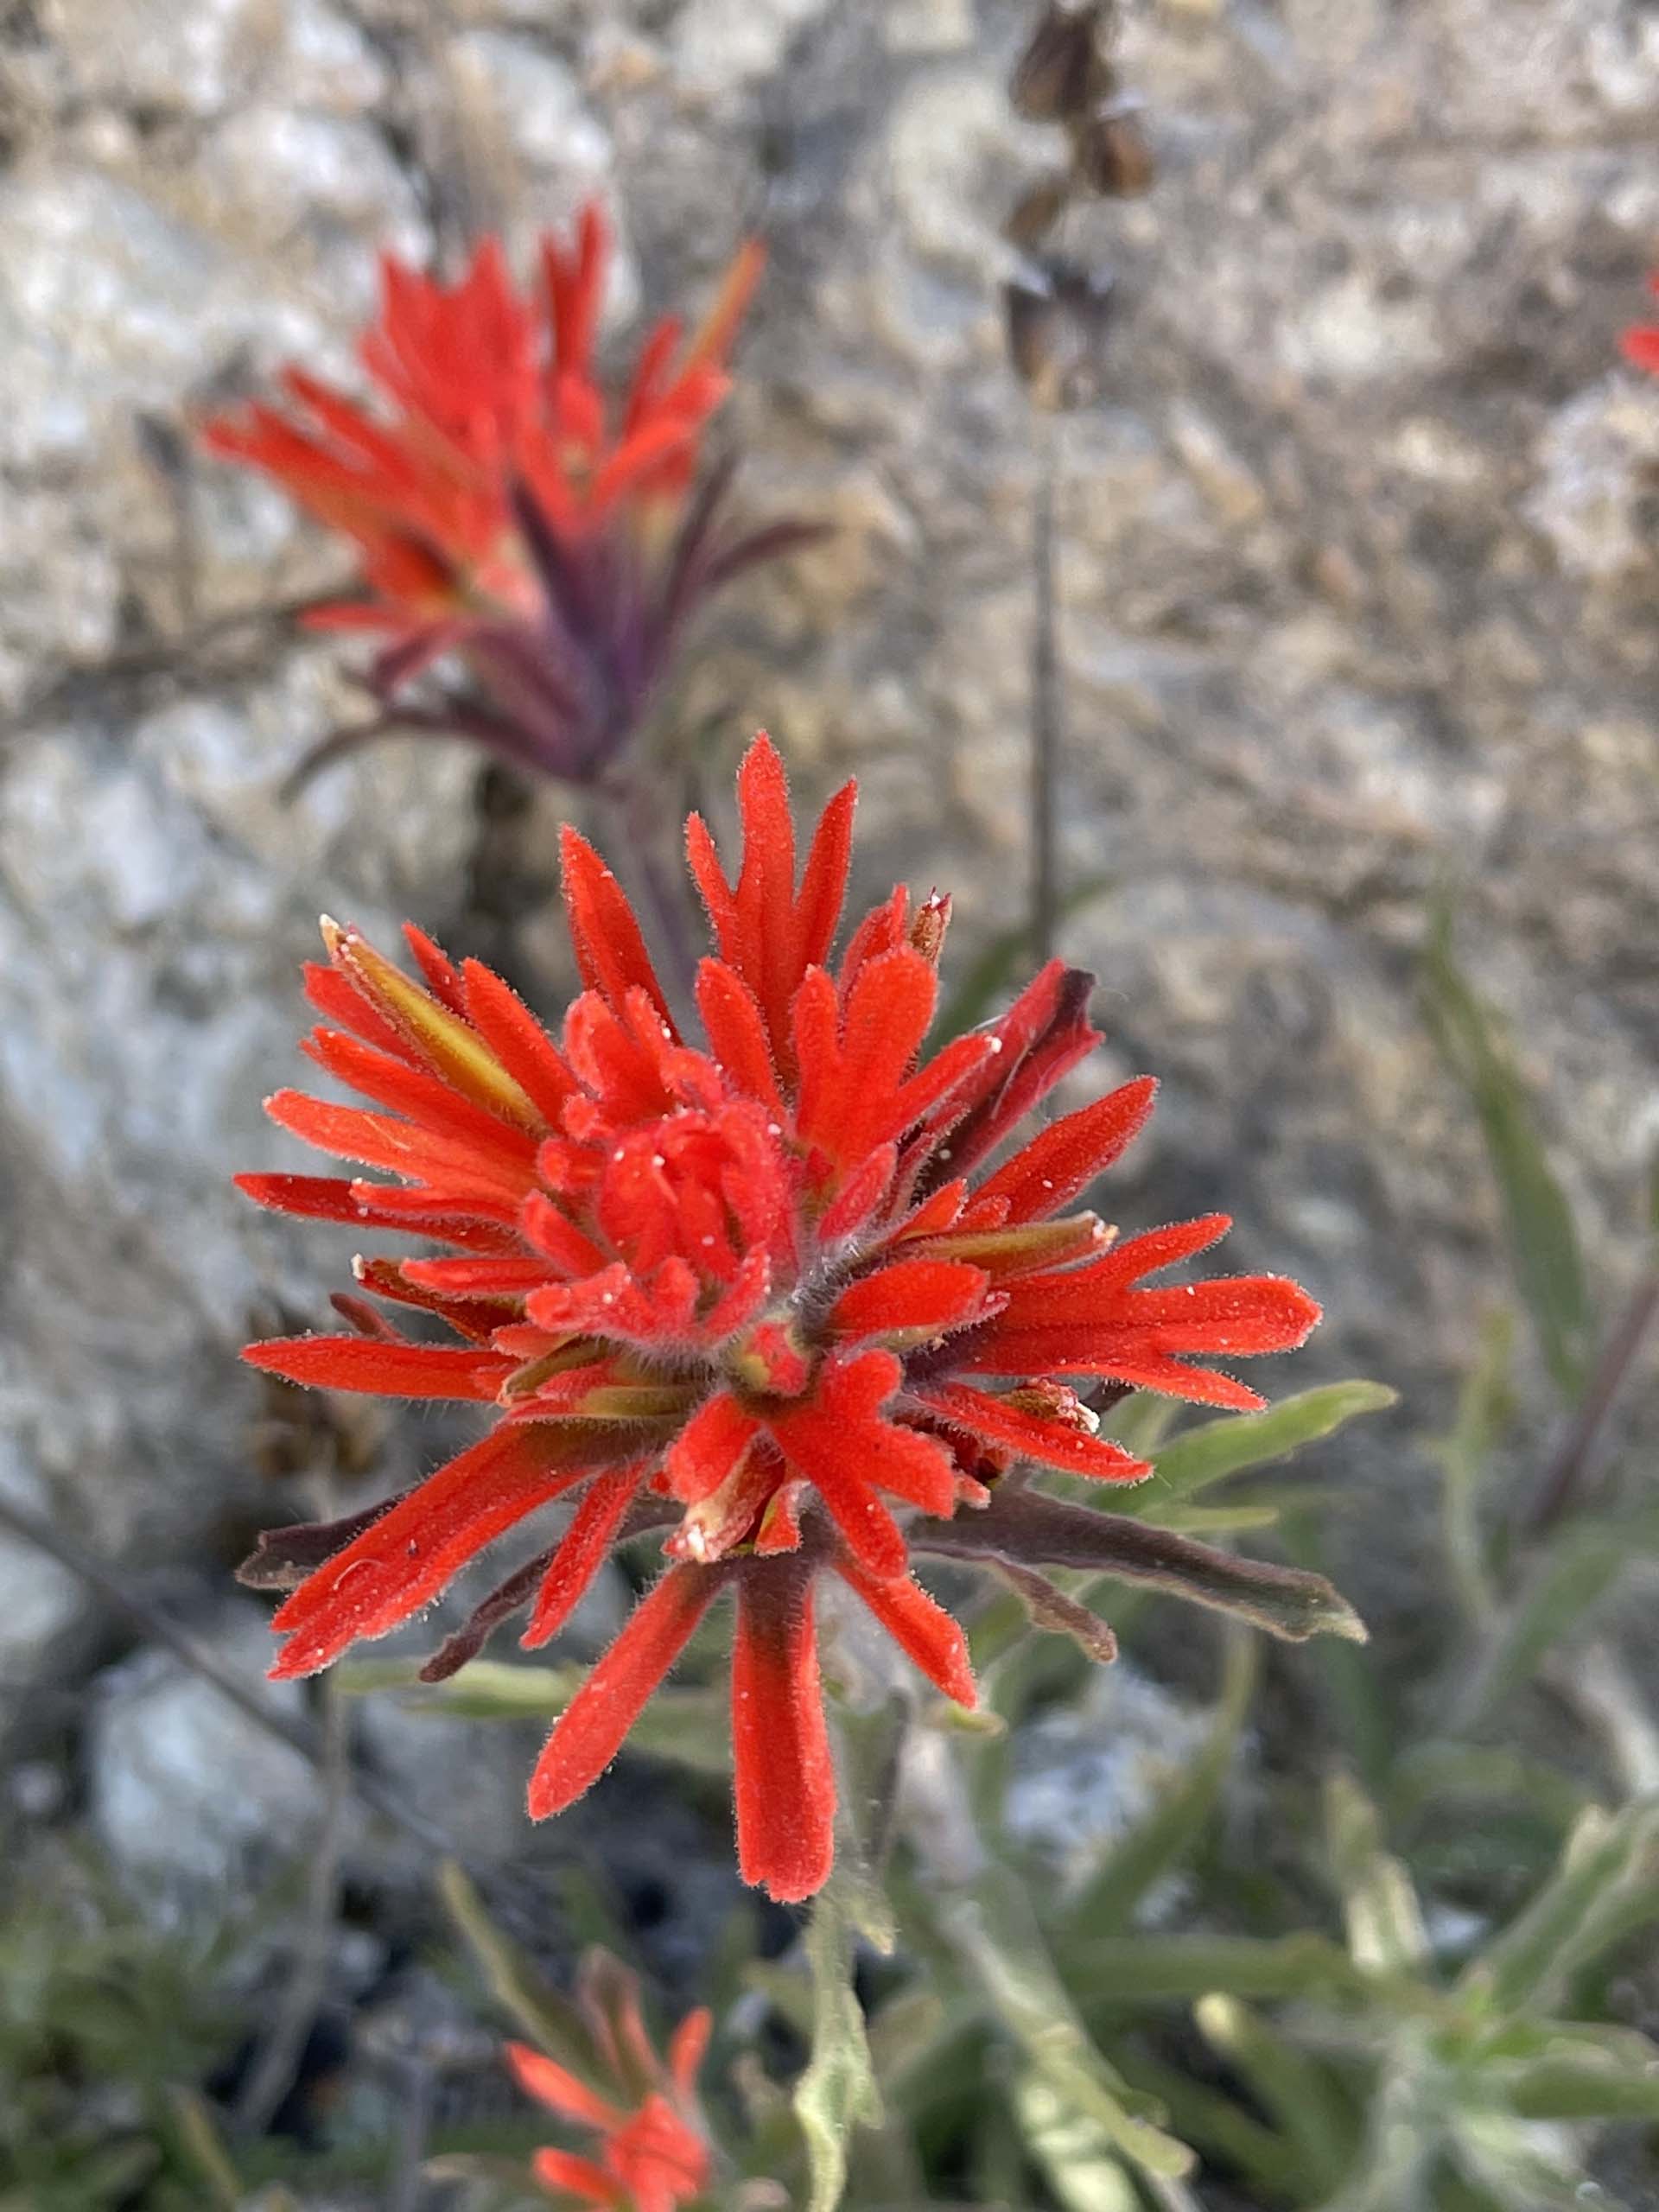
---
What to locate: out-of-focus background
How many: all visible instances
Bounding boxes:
[3,2,1658,2207]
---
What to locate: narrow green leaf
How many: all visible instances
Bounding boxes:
[1281,1512,1395,1791]
[1138,1382,1397,1512]
[1433,1308,1515,1628]
[1447,2108,1596,2211]
[1464,1802,1659,2018]
[1067,1633,1258,1939]
[795,1858,894,2212]
[1145,1503,1284,1535]
[1141,1380,1397,1522]
[939,1864,1194,2180]
[437,1859,605,2079]
[1069,1931,1363,2007]
[1324,1772,1429,1976]
[1192,1993,1355,2196]
[1502,2043,1659,2123]
[1115,2051,1309,2200]
[165,2089,242,2210]
[1458,1523,1629,1727]
[865,1988,949,2082]
[1012,2068,1141,2212]
[1103,1394,1182,1460]
[1387,1739,1588,1838]
[338,1658,732,1773]
[1424,912,1592,1400]
[1313,2047,1437,2212]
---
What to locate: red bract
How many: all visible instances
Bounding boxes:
[201,205,819,788]
[1624,276,1659,375]
[238,734,1324,1901]
[504,1952,711,2212]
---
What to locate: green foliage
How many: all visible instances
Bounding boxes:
[339,1656,733,1773]
[1424,912,1592,1400]
[0,1850,249,2209]
[796,1858,895,2212]
[1134,1382,1398,1516]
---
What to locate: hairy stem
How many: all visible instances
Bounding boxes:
[1030,415,1064,963]
[602,769,700,1019]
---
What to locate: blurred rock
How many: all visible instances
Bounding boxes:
[87,1601,327,1891]
[1005,1662,1213,1905]
[41,0,386,120]
[353,1694,533,1875]
[0,1441,90,1748]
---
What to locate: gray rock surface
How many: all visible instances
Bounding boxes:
[86,1600,326,1891]
[0,0,1656,1703]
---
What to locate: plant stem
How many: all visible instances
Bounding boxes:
[602,769,700,1019]
[1524,1268,1659,1540]
[1030,414,1064,963]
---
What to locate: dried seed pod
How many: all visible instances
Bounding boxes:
[1005,171,1074,251]
[1005,258,1117,412]
[1011,2,1117,124]
[1073,104,1155,198]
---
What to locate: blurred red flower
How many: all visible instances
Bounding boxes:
[202,207,818,788]
[505,1952,710,2212]
[1624,275,1659,375]
[238,734,1320,1901]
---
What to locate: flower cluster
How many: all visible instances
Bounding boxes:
[505,1952,710,2212]
[239,734,1330,1902]
[1624,274,1659,375]
[203,205,817,790]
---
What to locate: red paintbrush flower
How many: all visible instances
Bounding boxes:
[1623,275,1659,375]
[201,205,820,789]
[238,733,1338,1903]
[504,1951,711,2212]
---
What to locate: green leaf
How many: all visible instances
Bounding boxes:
[1324,1772,1429,1977]
[338,1658,732,1773]
[938,1865,1194,2180]
[1069,1931,1363,2007]
[1144,1503,1285,1535]
[1500,2031,1659,2122]
[1103,1394,1182,1460]
[1011,2069,1141,2212]
[1280,1512,1395,1790]
[1113,2051,1309,2201]
[1313,2047,1437,2212]
[1456,1520,1638,1727]
[1446,2107,1594,2211]
[1192,1994,1355,2197]
[865,1988,950,2082]
[1433,1308,1515,1628]
[437,1859,605,2079]
[1464,1802,1659,2018]
[1066,1633,1258,1939]
[1387,1739,1588,1840]
[795,1858,894,2212]
[164,2091,241,2211]
[1137,1382,1397,1513]
[1424,912,1592,1400]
